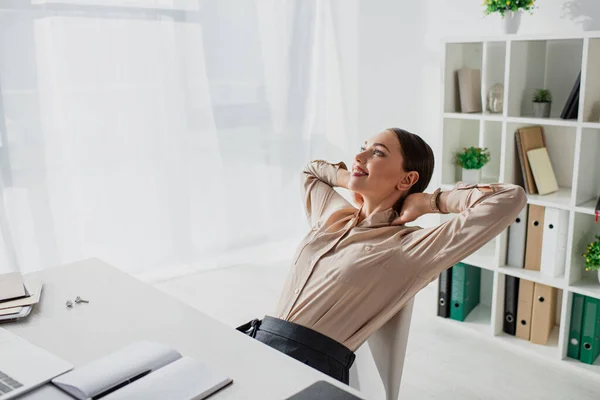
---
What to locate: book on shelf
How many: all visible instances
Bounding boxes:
[527,147,559,196]
[515,125,546,195]
[560,72,581,120]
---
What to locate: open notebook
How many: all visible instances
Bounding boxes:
[50,341,232,400]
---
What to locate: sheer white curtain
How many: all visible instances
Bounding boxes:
[0,0,358,278]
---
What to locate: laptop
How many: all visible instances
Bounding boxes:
[285,380,364,399]
[0,328,73,399]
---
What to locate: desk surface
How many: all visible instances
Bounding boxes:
[5,258,365,399]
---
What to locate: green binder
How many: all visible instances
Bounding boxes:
[580,296,600,365]
[567,293,585,360]
[450,262,481,322]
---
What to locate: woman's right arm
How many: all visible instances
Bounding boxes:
[395,182,527,282]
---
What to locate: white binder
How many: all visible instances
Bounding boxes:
[540,207,569,277]
[507,205,528,268]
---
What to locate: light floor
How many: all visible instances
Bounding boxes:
[154,260,600,400]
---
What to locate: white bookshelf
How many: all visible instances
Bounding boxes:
[438,32,600,379]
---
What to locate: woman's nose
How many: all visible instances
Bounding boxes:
[355,152,366,163]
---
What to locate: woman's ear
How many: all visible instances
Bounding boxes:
[397,171,419,191]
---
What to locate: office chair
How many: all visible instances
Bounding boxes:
[349,297,415,400]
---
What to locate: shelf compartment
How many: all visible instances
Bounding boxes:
[505,116,578,127]
[441,118,481,186]
[574,129,600,210]
[480,121,502,184]
[482,41,506,115]
[444,42,483,113]
[574,199,598,216]
[569,278,600,300]
[439,267,494,336]
[504,123,576,208]
[495,325,560,361]
[498,265,565,289]
[507,39,584,119]
[582,38,600,123]
[527,189,573,211]
[562,355,600,377]
[568,212,600,286]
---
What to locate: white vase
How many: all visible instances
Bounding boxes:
[461,168,481,184]
[502,10,522,35]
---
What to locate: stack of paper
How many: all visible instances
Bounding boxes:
[0,272,43,323]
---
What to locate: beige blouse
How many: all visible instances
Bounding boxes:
[272,159,527,352]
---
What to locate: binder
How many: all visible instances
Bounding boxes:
[580,296,600,365]
[527,148,559,196]
[515,126,546,194]
[567,293,585,360]
[540,208,569,278]
[524,205,545,271]
[437,268,452,318]
[516,279,535,340]
[503,275,520,336]
[450,263,481,322]
[529,283,557,345]
[507,205,528,268]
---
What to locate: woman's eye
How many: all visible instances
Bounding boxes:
[374,150,384,156]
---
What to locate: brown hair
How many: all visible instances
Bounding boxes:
[387,128,435,222]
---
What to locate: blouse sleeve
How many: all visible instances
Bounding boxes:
[396,182,528,281]
[301,159,351,227]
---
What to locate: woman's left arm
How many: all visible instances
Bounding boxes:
[394,182,527,281]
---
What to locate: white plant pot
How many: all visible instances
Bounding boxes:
[502,10,522,35]
[461,168,482,185]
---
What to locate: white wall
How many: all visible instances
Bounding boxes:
[358,0,600,191]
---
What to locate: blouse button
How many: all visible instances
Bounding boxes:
[294,288,300,294]
[365,245,372,251]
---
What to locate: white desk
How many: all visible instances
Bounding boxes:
[5,258,365,399]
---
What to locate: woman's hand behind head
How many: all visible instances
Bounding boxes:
[391,192,430,226]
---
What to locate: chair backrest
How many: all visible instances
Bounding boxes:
[350,297,415,400]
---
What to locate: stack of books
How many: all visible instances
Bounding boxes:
[0,272,42,323]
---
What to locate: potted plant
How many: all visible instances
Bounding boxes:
[533,89,552,118]
[483,0,536,35]
[455,147,491,184]
[583,235,600,284]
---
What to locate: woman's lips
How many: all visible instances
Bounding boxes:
[352,166,368,177]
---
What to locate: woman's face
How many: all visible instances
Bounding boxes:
[348,129,415,199]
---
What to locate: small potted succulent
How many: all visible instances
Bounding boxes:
[583,235,600,284]
[455,146,491,184]
[533,89,552,118]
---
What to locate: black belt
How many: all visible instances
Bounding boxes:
[237,315,356,368]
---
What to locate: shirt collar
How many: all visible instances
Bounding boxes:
[354,205,398,228]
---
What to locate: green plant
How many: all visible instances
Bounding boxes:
[533,88,552,103]
[455,147,491,170]
[583,235,600,272]
[483,0,536,17]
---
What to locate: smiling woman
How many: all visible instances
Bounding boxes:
[237,127,527,385]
